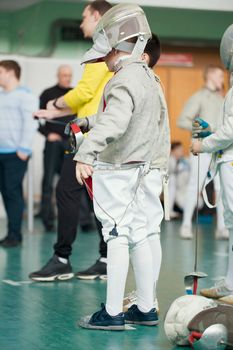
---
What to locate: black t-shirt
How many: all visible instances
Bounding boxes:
[38,84,75,139]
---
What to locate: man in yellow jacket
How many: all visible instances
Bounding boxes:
[29,0,113,281]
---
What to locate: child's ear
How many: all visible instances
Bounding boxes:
[142,53,150,64]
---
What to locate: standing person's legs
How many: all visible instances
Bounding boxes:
[29,153,108,281]
[41,141,63,231]
[143,169,163,298]
[79,189,96,232]
[106,236,130,315]
[0,153,27,246]
[200,162,233,299]
[180,153,211,239]
[213,174,228,239]
[126,168,162,317]
[55,155,105,259]
[106,167,158,323]
[29,154,81,281]
[219,162,233,288]
[92,166,139,315]
[169,173,179,218]
[76,215,108,280]
[54,154,83,258]
[123,168,163,310]
[94,165,156,316]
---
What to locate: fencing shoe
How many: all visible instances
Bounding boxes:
[200,279,233,298]
[123,290,159,313]
[124,304,159,326]
[78,303,125,331]
[219,294,233,305]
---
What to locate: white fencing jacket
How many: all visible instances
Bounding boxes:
[201,86,233,162]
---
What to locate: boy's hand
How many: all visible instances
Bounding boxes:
[76,162,93,185]
[191,140,203,155]
[64,117,89,135]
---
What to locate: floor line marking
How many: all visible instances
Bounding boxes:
[2,279,33,286]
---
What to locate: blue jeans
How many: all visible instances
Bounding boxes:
[0,153,28,241]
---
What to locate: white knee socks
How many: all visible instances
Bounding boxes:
[106,236,129,316]
[148,233,162,296]
[130,238,154,312]
[105,235,159,315]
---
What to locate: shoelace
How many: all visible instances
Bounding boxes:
[215,279,227,288]
[91,303,106,322]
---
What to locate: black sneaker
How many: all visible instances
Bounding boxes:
[124,304,159,326]
[0,237,21,248]
[79,303,125,331]
[76,258,107,280]
[29,255,74,282]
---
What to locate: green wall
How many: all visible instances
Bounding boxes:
[144,7,233,43]
[0,1,232,57]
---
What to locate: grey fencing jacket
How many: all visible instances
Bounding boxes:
[74,60,170,170]
[177,87,224,132]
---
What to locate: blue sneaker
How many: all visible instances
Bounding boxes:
[124,304,159,326]
[78,303,125,330]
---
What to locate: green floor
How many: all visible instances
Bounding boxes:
[0,217,228,350]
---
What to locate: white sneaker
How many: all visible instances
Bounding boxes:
[123,290,159,313]
[215,228,229,240]
[179,225,193,239]
[200,279,233,298]
[219,294,233,305]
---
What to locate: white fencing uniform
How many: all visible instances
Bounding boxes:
[182,153,225,231]
[93,163,163,243]
[201,86,233,288]
[93,162,163,314]
[75,61,170,315]
[177,87,226,235]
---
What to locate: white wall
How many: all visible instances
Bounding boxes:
[0,54,84,216]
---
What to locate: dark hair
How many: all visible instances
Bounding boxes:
[144,33,161,68]
[88,0,112,16]
[0,60,21,79]
[171,141,182,151]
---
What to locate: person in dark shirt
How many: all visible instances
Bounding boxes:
[38,65,74,231]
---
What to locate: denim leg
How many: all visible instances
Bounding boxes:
[0,153,28,241]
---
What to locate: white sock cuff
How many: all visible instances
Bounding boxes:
[58,257,68,264]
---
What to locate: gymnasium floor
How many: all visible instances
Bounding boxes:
[0,217,228,350]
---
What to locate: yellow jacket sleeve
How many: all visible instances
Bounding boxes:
[64,62,110,114]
